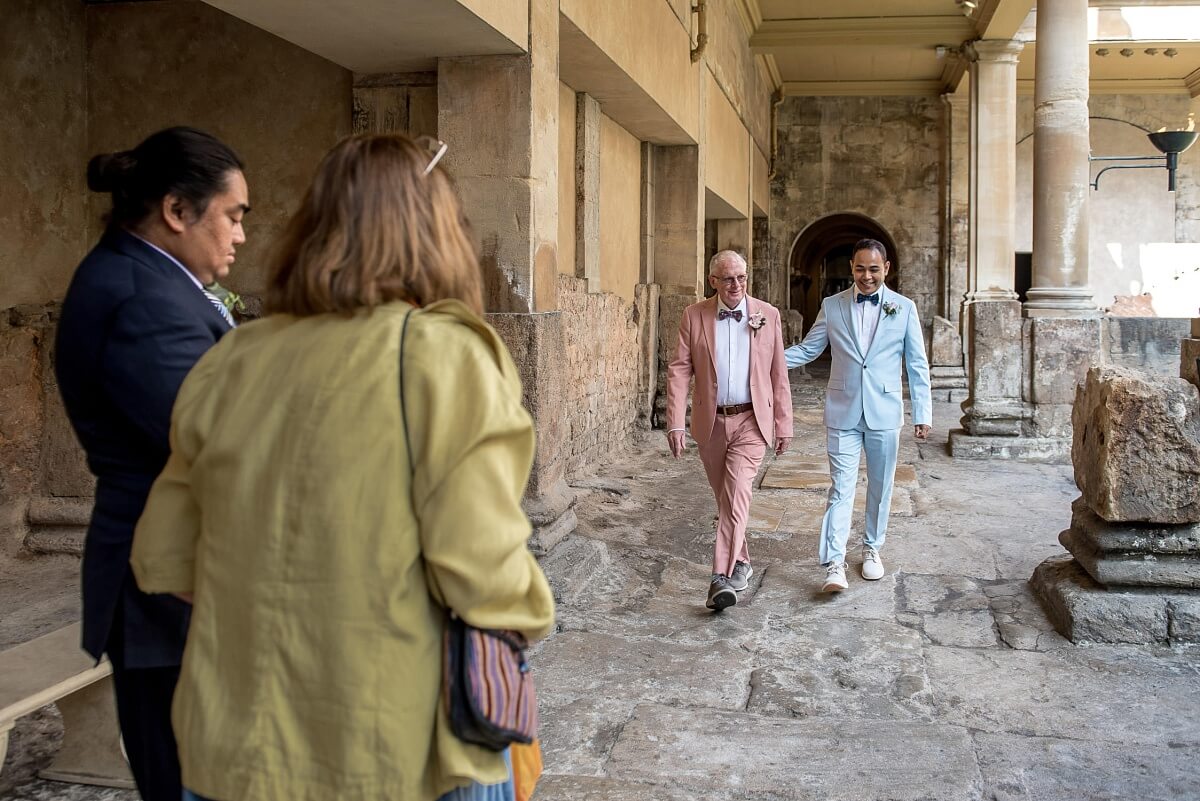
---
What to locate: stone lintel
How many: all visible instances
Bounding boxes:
[948,430,1069,462]
[1060,527,1200,590]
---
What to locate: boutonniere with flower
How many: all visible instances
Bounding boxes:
[748,311,767,334]
[206,282,246,316]
[881,301,898,317]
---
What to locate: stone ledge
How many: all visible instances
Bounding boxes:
[1068,498,1200,555]
[948,430,1069,463]
[1030,554,1200,644]
[1060,526,1200,589]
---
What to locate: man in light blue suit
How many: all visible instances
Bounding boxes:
[784,238,932,592]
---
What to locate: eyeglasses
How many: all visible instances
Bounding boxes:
[417,136,448,176]
[716,275,748,287]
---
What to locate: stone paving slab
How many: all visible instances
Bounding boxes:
[533,632,753,710]
[743,617,934,721]
[973,731,1200,801]
[925,644,1200,746]
[605,704,982,801]
[751,561,898,622]
[747,494,788,532]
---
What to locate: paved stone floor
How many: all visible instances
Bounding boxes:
[3,364,1199,800]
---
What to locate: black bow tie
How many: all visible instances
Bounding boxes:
[856,293,879,306]
[718,309,743,322]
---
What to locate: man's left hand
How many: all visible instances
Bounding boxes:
[775,436,792,456]
[914,424,931,440]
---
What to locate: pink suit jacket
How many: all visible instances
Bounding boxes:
[665,295,794,447]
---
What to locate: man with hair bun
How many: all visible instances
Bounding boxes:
[784,238,931,593]
[55,126,249,801]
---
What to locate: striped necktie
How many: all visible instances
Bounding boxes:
[201,287,237,328]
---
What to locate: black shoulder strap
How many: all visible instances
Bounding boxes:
[399,308,415,473]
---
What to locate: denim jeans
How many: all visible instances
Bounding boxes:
[182,749,515,801]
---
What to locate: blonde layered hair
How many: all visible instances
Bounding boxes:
[266,134,483,316]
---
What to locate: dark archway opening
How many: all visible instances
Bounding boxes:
[788,214,899,336]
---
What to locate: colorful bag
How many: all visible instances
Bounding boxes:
[399,310,540,752]
[443,613,538,751]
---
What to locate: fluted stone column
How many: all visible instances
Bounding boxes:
[1025,0,1097,317]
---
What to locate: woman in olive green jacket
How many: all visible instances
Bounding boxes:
[131,134,555,801]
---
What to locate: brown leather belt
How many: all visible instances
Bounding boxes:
[716,402,754,416]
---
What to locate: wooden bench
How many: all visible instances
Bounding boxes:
[0,623,134,788]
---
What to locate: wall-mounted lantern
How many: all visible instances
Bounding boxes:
[1090,130,1198,191]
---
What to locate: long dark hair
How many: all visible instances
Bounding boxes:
[87,126,244,227]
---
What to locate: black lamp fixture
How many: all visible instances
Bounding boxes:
[1090,126,1199,191]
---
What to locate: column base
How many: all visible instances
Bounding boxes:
[948,429,1069,462]
[1023,286,1098,318]
[1030,555,1200,645]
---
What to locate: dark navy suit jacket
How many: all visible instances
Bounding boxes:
[55,227,232,668]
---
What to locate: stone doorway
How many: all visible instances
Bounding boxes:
[787,214,899,336]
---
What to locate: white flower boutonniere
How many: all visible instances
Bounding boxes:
[881,301,898,317]
[748,311,767,334]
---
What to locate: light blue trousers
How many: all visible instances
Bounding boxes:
[183,749,514,801]
[818,417,900,567]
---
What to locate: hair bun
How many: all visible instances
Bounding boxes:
[87,151,136,193]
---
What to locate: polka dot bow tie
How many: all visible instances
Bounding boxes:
[718,309,743,321]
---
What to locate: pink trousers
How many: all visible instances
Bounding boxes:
[697,410,767,578]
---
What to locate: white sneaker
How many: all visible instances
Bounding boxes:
[821,562,848,592]
[861,546,884,581]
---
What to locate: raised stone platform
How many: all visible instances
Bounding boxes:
[947,430,1069,463]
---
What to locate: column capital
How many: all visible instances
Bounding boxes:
[965,39,1025,65]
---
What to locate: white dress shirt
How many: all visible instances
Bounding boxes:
[715,297,751,406]
[853,287,883,354]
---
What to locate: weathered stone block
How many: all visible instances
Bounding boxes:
[1182,337,1200,391]
[1168,597,1200,641]
[960,301,1023,436]
[1072,367,1200,523]
[1030,555,1169,644]
[1069,497,1200,554]
[930,316,961,366]
[1030,317,1101,405]
[1104,316,1189,377]
[1060,526,1200,589]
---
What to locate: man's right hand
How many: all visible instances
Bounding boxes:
[667,430,687,459]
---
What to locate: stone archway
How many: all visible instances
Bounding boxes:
[787,213,899,336]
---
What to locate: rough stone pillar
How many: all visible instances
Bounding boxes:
[438,0,559,314]
[751,217,772,307]
[1024,0,1096,317]
[575,92,601,293]
[964,40,1024,303]
[640,142,655,285]
[440,0,574,550]
[652,145,705,425]
[1031,368,1200,644]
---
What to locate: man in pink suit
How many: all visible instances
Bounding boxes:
[666,250,794,611]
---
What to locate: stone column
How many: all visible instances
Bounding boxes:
[951,42,1029,455]
[1024,0,1096,316]
[652,144,706,425]
[964,40,1023,303]
[943,90,969,328]
[439,0,575,551]
[575,92,601,293]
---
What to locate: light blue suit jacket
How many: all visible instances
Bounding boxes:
[785,286,932,431]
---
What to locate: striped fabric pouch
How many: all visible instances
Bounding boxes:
[443,612,538,751]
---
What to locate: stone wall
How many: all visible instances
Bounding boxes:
[557,276,645,476]
[770,95,944,327]
[1104,317,1193,376]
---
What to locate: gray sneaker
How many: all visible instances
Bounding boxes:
[706,575,737,611]
[728,561,753,591]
